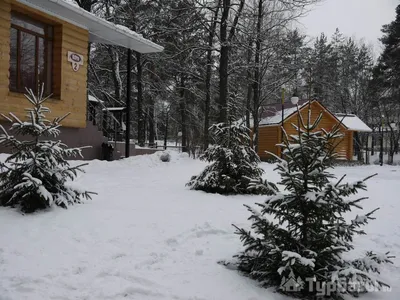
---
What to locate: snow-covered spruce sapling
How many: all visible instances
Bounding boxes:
[233,105,394,299]
[187,122,266,194]
[0,86,94,213]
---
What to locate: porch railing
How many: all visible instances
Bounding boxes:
[87,100,126,142]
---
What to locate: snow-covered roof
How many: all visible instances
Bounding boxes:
[88,95,104,103]
[259,100,309,126]
[17,0,163,53]
[334,114,372,132]
[240,100,371,133]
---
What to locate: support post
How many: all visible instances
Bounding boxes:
[371,132,375,156]
[380,118,384,166]
[281,88,285,158]
[125,48,132,158]
[365,133,369,164]
[164,108,169,150]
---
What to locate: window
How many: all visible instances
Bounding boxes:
[9,12,53,95]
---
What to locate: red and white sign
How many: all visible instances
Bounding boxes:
[67,51,84,72]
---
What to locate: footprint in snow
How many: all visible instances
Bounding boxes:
[111,253,127,259]
[165,238,179,247]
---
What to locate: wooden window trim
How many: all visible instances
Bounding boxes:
[11,24,48,39]
[9,11,54,95]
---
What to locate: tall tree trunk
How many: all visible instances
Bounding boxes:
[218,0,245,124]
[371,132,375,156]
[252,0,263,153]
[107,47,123,103]
[203,1,220,150]
[164,107,169,150]
[246,38,253,131]
[148,106,155,147]
[389,134,394,165]
[204,49,212,149]
[148,63,156,147]
[354,131,361,161]
[179,76,188,153]
[387,124,398,164]
[218,0,230,124]
[136,52,145,147]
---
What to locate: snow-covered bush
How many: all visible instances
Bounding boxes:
[233,105,394,299]
[160,152,171,162]
[187,123,266,194]
[0,86,93,213]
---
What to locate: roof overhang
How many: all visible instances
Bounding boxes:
[334,114,372,132]
[16,0,164,53]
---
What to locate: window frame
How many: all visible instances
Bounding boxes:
[9,11,53,95]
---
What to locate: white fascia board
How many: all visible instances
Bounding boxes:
[16,0,163,53]
[16,0,89,29]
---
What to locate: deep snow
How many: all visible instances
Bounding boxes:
[0,152,399,300]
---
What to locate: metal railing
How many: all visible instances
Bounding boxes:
[87,100,125,142]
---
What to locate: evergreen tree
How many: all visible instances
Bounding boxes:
[307,33,333,102]
[371,4,400,164]
[0,87,94,213]
[377,4,400,90]
[233,105,393,299]
[187,122,266,195]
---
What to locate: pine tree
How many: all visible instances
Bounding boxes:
[0,86,94,213]
[187,122,266,195]
[371,4,400,164]
[233,105,394,299]
[308,33,333,102]
[378,4,400,89]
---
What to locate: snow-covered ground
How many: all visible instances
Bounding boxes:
[0,153,399,300]
[369,153,400,165]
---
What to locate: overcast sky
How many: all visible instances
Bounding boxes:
[298,0,398,55]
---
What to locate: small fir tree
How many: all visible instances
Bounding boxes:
[187,122,265,194]
[0,86,94,213]
[233,105,394,299]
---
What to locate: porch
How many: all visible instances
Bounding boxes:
[0,0,163,160]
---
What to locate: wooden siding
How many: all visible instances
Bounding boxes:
[346,130,354,160]
[0,0,89,128]
[257,101,353,160]
[258,125,280,159]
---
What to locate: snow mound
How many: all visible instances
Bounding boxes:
[82,151,191,172]
[160,152,171,162]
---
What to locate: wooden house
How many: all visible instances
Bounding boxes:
[256,100,372,161]
[0,0,163,159]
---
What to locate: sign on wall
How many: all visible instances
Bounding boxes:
[67,51,84,72]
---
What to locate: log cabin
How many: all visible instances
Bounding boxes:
[0,0,163,159]
[255,99,372,161]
